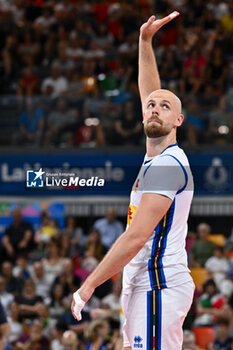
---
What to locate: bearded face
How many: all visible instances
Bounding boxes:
[144,115,173,138]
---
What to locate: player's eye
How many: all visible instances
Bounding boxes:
[148,102,155,108]
[162,103,170,110]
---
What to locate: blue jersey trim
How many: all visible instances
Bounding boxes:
[148,199,175,290]
[159,142,178,155]
[160,154,188,194]
[143,162,152,177]
[144,143,178,165]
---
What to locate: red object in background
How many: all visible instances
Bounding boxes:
[108,20,122,40]
[20,75,39,94]
[192,327,215,349]
[108,60,117,71]
[75,125,92,144]
[183,56,206,79]
[212,296,225,309]
[95,3,109,22]
[160,28,178,47]
[35,0,43,6]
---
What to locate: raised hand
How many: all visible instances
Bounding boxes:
[140,11,179,41]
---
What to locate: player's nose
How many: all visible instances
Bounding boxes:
[152,110,159,117]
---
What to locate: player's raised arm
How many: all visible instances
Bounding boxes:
[138,11,179,109]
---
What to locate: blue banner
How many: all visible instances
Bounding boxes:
[0,152,232,196]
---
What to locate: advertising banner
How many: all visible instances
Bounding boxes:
[0,152,232,196]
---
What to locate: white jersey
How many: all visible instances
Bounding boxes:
[123,143,194,292]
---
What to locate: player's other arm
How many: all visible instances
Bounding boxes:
[138,12,179,109]
[72,193,172,318]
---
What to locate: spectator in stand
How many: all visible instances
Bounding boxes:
[1,208,33,262]
[15,318,50,350]
[91,274,122,321]
[74,120,105,147]
[221,3,233,34]
[209,96,233,144]
[84,228,107,263]
[30,261,52,303]
[190,223,215,267]
[62,330,79,350]
[42,238,64,284]
[60,234,73,258]
[207,317,233,350]
[194,279,225,327]
[63,70,86,101]
[114,99,142,145]
[159,48,181,91]
[53,258,81,298]
[182,330,201,350]
[93,207,124,249]
[33,5,57,36]
[15,279,48,321]
[205,246,230,290]
[1,261,23,297]
[84,319,110,350]
[7,301,22,343]
[41,64,68,98]
[51,321,68,350]
[83,86,109,121]
[49,283,67,321]
[179,48,206,95]
[66,32,84,62]
[35,211,60,245]
[206,47,229,94]
[41,34,57,69]
[199,85,218,114]
[186,98,209,145]
[12,255,30,280]
[52,45,75,75]
[94,22,114,51]
[63,216,86,256]
[18,30,40,67]
[17,66,39,96]
[0,300,10,350]
[13,98,44,146]
[44,97,79,146]
[0,276,14,314]
[2,34,19,80]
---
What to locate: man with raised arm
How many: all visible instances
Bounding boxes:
[72,12,195,350]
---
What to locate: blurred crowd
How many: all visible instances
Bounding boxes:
[0,0,232,147]
[1,207,233,349]
[0,207,124,350]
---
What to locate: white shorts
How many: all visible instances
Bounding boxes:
[121,281,195,350]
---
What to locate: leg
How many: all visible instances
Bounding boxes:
[161,281,195,350]
[121,292,148,350]
[122,283,194,350]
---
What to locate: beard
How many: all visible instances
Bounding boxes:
[144,119,172,138]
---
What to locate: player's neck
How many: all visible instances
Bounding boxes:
[146,134,177,157]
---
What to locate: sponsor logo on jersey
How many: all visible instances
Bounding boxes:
[133,336,143,348]
[127,205,137,226]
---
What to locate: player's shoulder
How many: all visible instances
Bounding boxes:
[158,143,190,166]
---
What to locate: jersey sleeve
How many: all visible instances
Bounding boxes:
[142,154,187,200]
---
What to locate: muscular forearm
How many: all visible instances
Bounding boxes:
[138,35,161,106]
[81,230,144,299]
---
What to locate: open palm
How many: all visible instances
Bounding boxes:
[140,11,179,41]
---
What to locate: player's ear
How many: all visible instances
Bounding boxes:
[176,113,184,127]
